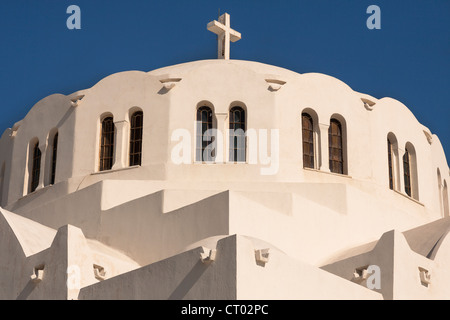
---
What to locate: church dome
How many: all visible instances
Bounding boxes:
[0,12,449,301]
[0,57,448,227]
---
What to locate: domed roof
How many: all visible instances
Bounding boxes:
[150,59,301,78]
[147,59,355,92]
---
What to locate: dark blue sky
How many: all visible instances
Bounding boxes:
[0,1,449,161]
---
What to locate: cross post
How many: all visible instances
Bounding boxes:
[207,13,241,60]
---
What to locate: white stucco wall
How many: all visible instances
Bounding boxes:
[77,235,382,300]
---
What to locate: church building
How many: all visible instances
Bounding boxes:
[0,13,449,300]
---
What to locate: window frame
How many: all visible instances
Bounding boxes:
[302,113,315,169]
[387,137,395,190]
[129,111,144,167]
[328,118,344,174]
[403,148,412,197]
[30,141,41,193]
[229,106,246,163]
[50,132,58,185]
[196,106,215,163]
[99,116,115,172]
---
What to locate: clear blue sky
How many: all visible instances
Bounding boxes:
[0,0,449,160]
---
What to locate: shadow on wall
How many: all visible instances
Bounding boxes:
[16,280,37,300]
[168,260,208,300]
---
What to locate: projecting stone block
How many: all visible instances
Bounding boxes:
[31,265,45,283]
[200,247,217,263]
[255,248,270,265]
[419,267,431,286]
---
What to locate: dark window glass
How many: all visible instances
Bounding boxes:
[30,142,41,192]
[328,119,344,174]
[50,132,58,185]
[129,111,143,166]
[99,117,115,171]
[403,149,412,197]
[196,107,214,162]
[302,113,314,169]
[229,107,246,162]
[387,138,394,190]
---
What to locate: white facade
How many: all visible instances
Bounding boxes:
[0,58,449,300]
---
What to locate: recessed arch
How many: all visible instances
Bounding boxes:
[229,101,248,114]
[128,106,143,120]
[301,108,319,127]
[196,100,215,113]
[100,111,114,121]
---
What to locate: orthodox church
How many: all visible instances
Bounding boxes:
[0,13,449,300]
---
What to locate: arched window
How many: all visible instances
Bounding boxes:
[438,169,443,216]
[0,162,5,207]
[387,138,395,190]
[99,116,115,171]
[229,106,246,162]
[403,143,418,199]
[196,106,214,162]
[129,111,143,166]
[50,132,58,185]
[329,119,344,174]
[30,141,41,193]
[444,180,449,217]
[302,113,314,169]
[387,133,400,191]
[403,149,412,197]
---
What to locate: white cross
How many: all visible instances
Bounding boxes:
[207,13,241,60]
